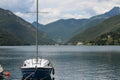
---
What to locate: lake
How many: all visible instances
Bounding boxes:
[0,46,120,80]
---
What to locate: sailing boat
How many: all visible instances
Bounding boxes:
[21,0,54,79]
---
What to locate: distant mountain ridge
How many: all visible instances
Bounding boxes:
[33,7,120,44]
[68,14,120,45]
[0,8,55,45]
[105,7,120,16]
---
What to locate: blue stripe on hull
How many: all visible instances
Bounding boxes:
[21,68,52,79]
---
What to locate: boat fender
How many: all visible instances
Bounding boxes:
[52,77,55,80]
[52,68,55,75]
[3,71,11,77]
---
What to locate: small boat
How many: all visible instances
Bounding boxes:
[0,65,4,79]
[0,65,11,80]
[21,0,54,79]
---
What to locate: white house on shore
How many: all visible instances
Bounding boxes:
[76,42,83,46]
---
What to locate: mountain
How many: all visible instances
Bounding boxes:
[0,8,55,45]
[0,28,25,45]
[33,7,120,43]
[33,19,88,43]
[32,21,44,29]
[75,6,120,34]
[105,7,120,16]
[68,14,120,45]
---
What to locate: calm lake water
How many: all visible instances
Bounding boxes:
[0,46,120,80]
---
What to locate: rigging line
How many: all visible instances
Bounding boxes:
[25,12,48,13]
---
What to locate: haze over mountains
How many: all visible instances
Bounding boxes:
[33,7,120,44]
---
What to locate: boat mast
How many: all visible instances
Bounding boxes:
[36,0,39,63]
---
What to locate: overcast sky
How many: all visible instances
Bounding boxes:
[0,0,120,24]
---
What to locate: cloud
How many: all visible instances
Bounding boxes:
[0,0,120,24]
[38,0,120,24]
[0,0,33,12]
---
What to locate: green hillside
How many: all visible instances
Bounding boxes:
[88,31,120,45]
[0,28,25,45]
[0,8,55,45]
[68,14,120,45]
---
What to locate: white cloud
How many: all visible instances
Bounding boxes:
[15,12,31,18]
[0,0,34,12]
[0,0,120,24]
[38,0,120,24]
[41,8,61,16]
[15,12,35,23]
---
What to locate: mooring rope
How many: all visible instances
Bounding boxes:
[23,73,50,80]
[23,72,34,80]
[40,75,50,80]
[23,66,38,80]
